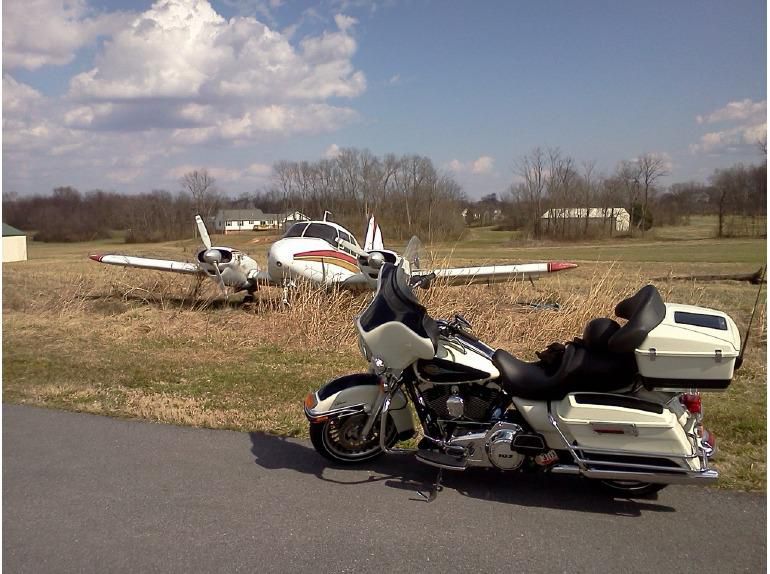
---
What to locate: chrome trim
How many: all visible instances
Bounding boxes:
[304,403,368,420]
[548,413,587,470]
[581,468,718,485]
[550,465,580,475]
[550,465,719,485]
[548,410,715,476]
[414,456,467,471]
[572,444,699,461]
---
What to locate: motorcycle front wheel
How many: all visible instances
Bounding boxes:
[309,413,398,464]
[600,480,667,496]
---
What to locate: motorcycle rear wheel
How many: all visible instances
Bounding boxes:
[600,480,667,496]
[309,413,398,464]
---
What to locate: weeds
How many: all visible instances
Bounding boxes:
[2,242,767,491]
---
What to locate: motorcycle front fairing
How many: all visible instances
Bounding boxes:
[356,264,438,371]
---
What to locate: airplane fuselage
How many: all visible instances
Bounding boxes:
[268,236,361,286]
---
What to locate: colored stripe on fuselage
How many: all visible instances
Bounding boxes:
[294,250,360,274]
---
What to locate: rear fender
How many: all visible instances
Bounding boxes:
[304,373,414,438]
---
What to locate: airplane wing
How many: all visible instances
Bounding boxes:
[89,254,202,275]
[427,262,577,286]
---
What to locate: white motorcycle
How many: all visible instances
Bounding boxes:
[304,262,743,498]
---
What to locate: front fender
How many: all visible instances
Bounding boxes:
[304,373,415,439]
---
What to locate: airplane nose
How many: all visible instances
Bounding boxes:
[268,240,293,279]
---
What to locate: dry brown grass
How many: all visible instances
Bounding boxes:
[3,239,766,490]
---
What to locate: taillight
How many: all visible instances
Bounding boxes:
[680,393,702,414]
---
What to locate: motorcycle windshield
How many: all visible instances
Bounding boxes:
[358,263,438,348]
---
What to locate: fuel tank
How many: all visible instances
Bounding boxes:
[414,337,500,384]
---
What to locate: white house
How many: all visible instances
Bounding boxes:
[3,223,28,262]
[213,209,308,233]
[540,207,630,233]
[284,210,308,223]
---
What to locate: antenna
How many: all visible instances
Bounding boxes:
[735,266,765,370]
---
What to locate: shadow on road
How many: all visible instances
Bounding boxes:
[248,431,676,517]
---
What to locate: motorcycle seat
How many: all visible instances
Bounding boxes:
[493,344,636,400]
[492,346,579,400]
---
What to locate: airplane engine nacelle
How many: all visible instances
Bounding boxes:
[195,247,261,292]
[358,249,399,282]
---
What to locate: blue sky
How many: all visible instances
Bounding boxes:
[3,0,766,198]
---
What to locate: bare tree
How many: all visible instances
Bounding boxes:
[580,160,597,234]
[636,153,669,235]
[617,160,642,235]
[181,169,219,220]
[515,147,547,238]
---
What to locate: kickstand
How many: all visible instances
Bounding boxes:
[417,468,443,503]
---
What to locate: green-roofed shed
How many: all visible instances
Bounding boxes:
[3,223,28,262]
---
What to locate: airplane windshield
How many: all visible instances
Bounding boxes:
[284,223,308,238]
[303,223,338,246]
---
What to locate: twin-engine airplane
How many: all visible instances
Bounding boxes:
[90,215,577,299]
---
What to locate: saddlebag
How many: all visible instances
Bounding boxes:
[634,303,741,391]
[555,392,698,467]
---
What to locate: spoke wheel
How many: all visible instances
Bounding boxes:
[310,413,397,464]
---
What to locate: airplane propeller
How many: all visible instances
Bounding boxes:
[195,215,227,294]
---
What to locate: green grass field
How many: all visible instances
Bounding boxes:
[3,216,766,490]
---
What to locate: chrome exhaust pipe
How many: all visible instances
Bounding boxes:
[550,465,719,485]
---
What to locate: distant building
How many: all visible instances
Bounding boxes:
[3,223,28,262]
[213,209,308,233]
[541,207,630,233]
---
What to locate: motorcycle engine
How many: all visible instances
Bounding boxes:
[417,381,503,422]
[486,424,526,470]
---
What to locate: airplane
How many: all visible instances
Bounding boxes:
[89,214,578,301]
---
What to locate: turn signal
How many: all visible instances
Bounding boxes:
[680,393,702,414]
[304,393,318,410]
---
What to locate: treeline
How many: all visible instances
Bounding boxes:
[3,150,467,244]
[255,148,466,242]
[4,147,765,244]
[3,187,200,243]
[463,147,766,239]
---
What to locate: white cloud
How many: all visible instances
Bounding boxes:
[471,155,494,174]
[324,143,342,158]
[69,1,364,103]
[2,1,368,194]
[59,0,364,144]
[691,99,767,154]
[446,155,495,175]
[334,13,358,32]
[386,74,401,86]
[696,99,766,124]
[3,0,133,70]
[165,162,274,183]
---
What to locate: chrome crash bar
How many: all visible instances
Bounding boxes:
[547,413,719,485]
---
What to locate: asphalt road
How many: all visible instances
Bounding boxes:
[3,405,766,573]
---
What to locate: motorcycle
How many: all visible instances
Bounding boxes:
[304,262,743,498]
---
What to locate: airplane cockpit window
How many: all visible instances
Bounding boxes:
[303,223,338,246]
[284,223,308,238]
[337,231,354,255]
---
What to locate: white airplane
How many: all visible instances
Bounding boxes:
[90,214,577,300]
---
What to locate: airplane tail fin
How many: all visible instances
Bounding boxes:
[363,215,384,251]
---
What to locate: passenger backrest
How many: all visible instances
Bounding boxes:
[607,285,666,353]
[582,318,621,351]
